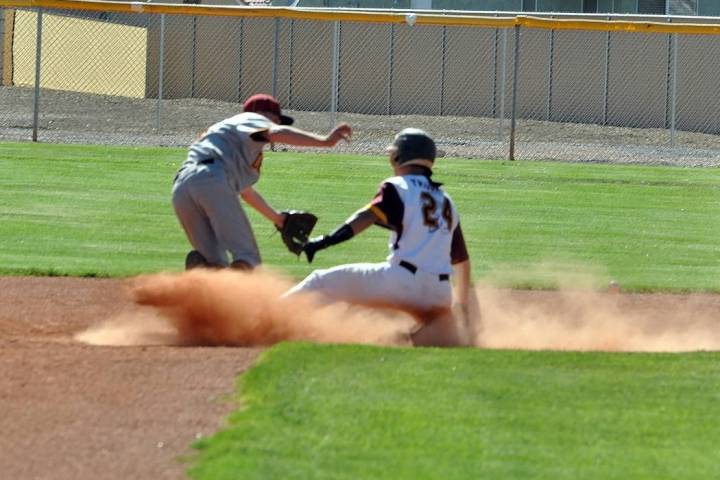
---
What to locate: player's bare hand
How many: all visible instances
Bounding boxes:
[326,123,352,146]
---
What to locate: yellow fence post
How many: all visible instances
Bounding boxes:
[2,8,13,86]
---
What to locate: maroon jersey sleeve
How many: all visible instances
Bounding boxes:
[368,182,404,231]
[450,223,470,264]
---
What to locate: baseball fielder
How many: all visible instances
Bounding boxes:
[285,128,475,347]
[172,93,351,270]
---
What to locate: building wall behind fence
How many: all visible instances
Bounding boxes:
[140,15,720,134]
[676,35,720,133]
[3,3,720,148]
[549,29,605,125]
[11,10,147,97]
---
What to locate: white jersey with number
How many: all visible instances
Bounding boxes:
[286,173,468,315]
[373,175,459,275]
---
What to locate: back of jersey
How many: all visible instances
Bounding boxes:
[386,174,459,275]
[189,112,271,192]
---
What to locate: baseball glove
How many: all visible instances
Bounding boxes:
[278,210,318,256]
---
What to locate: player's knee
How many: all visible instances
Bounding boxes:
[410,310,463,348]
[283,269,324,297]
[301,269,327,290]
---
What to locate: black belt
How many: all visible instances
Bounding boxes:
[399,260,449,282]
[174,158,215,184]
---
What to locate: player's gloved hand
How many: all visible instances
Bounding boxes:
[277,210,318,256]
[303,235,330,264]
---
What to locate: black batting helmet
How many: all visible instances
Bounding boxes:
[387,128,436,168]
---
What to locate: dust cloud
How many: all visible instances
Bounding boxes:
[474,286,720,352]
[75,310,179,346]
[75,269,719,352]
[76,268,411,348]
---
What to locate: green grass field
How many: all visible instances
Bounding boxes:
[1,141,718,291]
[2,141,719,479]
[191,343,720,480]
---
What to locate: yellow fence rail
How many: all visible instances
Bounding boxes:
[0,0,516,27]
[2,0,720,34]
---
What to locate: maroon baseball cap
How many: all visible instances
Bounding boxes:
[243,93,294,125]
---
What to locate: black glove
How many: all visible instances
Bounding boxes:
[278,210,318,256]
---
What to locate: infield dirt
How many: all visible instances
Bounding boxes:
[2,274,719,479]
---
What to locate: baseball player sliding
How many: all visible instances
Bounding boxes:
[172,93,351,270]
[285,128,477,347]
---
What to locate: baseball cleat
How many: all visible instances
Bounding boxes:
[185,250,208,270]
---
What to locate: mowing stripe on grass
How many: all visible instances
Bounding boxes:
[189,342,720,480]
[1,142,718,291]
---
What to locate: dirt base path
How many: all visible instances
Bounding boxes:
[1,276,718,479]
[0,276,262,480]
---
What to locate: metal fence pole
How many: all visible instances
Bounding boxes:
[238,19,244,102]
[331,20,340,126]
[32,8,43,142]
[602,17,611,126]
[155,13,165,131]
[387,23,394,115]
[547,26,554,121]
[288,19,294,108]
[509,24,521,161]
[272,18,280,98]
[669,33,678,147]
[191,16,197,97]
[492,27,499,117]
[498,28,507,141]
[440,25,447,116]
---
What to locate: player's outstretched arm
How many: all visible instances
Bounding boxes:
[267,123,352,148]
[303,208,378,263]
[239,186,284,229]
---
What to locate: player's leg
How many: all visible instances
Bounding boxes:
[410,309,465,347]
[172,178,227,267]
[205,199,261,269]
[191,172,261,268]
[286,262,450,310]
[285,262,403,304]
[286,262,462,346]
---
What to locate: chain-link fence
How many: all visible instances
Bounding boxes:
[510,17,720,165]
[2,5,720,166]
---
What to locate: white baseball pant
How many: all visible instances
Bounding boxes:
[286,261,452,316]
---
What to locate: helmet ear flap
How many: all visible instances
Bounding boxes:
[387,147,400,166]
